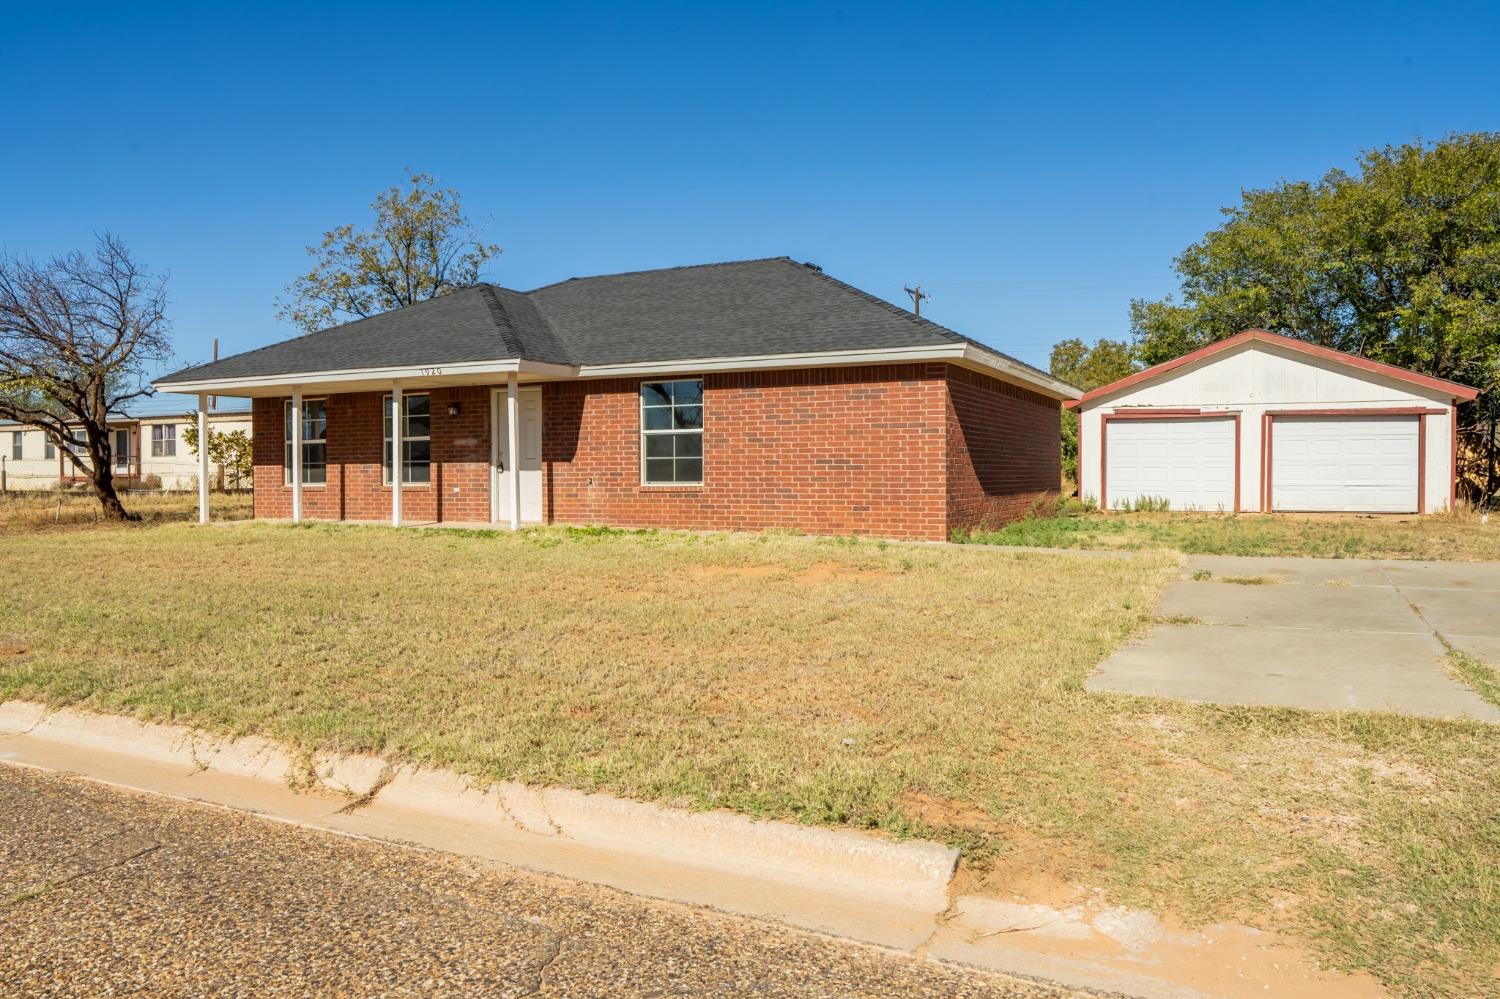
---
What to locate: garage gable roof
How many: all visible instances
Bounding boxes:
[1071,329,1480,407]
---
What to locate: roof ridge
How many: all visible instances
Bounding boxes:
[524,256,794,294]
[478,285,525,357]
[786,260,1060,383]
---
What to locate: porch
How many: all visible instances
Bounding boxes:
[197,373,546,529]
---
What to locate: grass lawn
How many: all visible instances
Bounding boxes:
[958,508,1500,561]
[2,522,1498,995]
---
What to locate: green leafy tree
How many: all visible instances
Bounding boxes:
[1131,133,1500,499]
[276,170,501,334]
[1050,337,1137,483]
[183,419,253,489]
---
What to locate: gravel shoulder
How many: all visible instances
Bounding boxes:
[0,764,1081,998]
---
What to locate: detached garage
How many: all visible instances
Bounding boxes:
[1074,330,1478,514]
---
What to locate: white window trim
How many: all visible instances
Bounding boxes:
[382,392,432,488]
[150,422,177,458]
[9,431,20,461]
[284,397,328,488]
[639,378,704,487]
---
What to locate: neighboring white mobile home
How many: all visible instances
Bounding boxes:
[1072,330,1479,514]
[0,405,251,492]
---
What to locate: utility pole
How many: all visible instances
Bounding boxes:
[904,284,929,318]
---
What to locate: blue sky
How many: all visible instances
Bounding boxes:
[5,1,1498,385]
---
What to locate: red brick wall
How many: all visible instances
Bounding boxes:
[247,364,1058,539]
[944,366,1061,534]
[542,364,950,539]
[252,385,491,523]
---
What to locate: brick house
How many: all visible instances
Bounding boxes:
[156,258,1080,539]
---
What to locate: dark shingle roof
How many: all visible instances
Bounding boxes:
[161,257,1053,384]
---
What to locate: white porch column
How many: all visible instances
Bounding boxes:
[391,381,403,527]
[197,393,209,524]
[290,390,303,523]
[507,372,521,531]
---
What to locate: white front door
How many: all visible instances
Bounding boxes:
[493,387,543,523]
[1104,417,1236,511]
[1272,416,1419,513]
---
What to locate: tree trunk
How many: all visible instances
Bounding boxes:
[89,464,132,521]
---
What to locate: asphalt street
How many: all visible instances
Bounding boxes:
[0,764,1085,998]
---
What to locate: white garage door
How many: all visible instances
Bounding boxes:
[1105,417,1235,511]
[1271,416,1418,513]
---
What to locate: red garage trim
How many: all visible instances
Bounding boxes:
[1451,404,1459,509]
[1263,406,1446,417]
[1100,411,1241,513]
[1261,408,1428,515]
[1419,412,1428,515]
[1102,407,1207,416]
[1078,330,1480,406]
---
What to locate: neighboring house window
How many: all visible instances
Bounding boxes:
[151,423,176,457]
[44,436,55,460]
[383,394,431,485]
[640,379,703,485]
[69,430,90,465]
[9,432,19,460]
[283,399,327,485]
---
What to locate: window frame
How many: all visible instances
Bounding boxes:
[639,378,704,487]
[43,434,55,460]
[9,431,20,461]
[283,398,328,487]
[150,422,176,458]
[382,393,432,487]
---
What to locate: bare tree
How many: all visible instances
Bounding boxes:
[0,234,172,520]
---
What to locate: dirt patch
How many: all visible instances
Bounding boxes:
[688,564,785,580]
[947,887,1390,999]
[900,791,1007,836]
[688,562,897,584]
[793,562,897,583]
[0,645,32,658]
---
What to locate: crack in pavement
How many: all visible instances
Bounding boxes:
[336,763,398,814]
[520,924,566,996]
[3,831,162,909]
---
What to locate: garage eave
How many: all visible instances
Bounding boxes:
[1077,330,1481,407]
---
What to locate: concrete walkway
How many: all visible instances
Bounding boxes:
[1088,555,1500,722]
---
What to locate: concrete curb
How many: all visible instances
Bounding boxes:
[0,701,957,949]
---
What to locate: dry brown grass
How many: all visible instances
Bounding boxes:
[0,490,252,533]
[0,521,1496,994]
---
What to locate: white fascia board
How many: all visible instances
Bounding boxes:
[152,344,1078,400]
[152,357,572,394]
[958,345,1081,400]
[575,343,1075,400]
[574,344,967,378]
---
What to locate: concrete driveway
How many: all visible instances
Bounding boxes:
[1088,554,1500,722]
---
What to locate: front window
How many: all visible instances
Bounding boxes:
[151,423,176,457]
[9,431,19,461]
[383,394,431,485]
[640,380,703,485]
[283,399,327,485]
[44,436,55,460]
